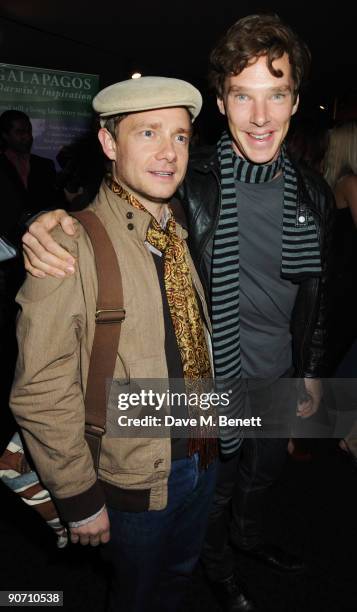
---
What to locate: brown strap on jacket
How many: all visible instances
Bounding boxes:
[71,210,125,470]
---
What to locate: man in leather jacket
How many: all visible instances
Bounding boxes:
[178,16,334,612]
[181,149,333,381]
[20,14,334,612]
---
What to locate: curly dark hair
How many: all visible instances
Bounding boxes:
[210,14,311,101]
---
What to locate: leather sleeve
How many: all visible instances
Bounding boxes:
[302,178,336,377]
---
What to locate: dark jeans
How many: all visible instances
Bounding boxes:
[101,453,217,612]
[202,379,295,580]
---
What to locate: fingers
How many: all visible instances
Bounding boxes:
[70,532,80,545]
[297,379,321,420]
[24,221,76,263]
[70,528,110,546]
[69,509,111,547]
[70,532,91,546]
[23,245,66,278]
[296,400,316,419]
[30,209,74,235]
[89,530,110,546]
[22,232,76,278]
[59,213,77,236]
[23,252,46,278]
[100,529,111,544]
[21,210,77,278]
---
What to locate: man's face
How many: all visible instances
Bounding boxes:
[217,53,299,164]
[3,118,33,154]
[102,107,191,210]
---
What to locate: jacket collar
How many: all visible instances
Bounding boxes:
[188,143,320,218]
[91,180,188,241]
[189,146,219,174]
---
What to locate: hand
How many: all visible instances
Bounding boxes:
[70,507,110,546]
[296,378,322,419]
[22,209,77,278]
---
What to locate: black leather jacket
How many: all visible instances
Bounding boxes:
[178,146,335,378]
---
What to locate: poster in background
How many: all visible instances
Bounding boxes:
[0,63,99,168]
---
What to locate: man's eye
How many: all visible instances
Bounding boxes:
[176,134,188,144]
[235,94,248,102]
[143,130,154,137]
[272,93,285,100]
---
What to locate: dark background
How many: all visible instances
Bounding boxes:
[1,0,356,142]
[1,4,357,610]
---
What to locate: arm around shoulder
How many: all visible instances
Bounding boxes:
[23,209,77,278]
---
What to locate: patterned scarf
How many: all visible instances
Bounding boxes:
[109,177,217,466]
[212,131,322,455]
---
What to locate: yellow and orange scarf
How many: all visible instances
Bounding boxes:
[109,177,217,466]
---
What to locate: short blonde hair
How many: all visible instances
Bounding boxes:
[324,121,357,189]
[102,114,128,139]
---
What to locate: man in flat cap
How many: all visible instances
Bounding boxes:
[10,77,217,612]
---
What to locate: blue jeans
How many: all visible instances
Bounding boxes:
[101,454,217,612]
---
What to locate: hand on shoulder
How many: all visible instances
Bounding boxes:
[23,209,78,278]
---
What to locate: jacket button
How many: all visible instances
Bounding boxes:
[298,215,306,223]
[126,211,134,219]
[127,223,134,230]
[154,458,163,468]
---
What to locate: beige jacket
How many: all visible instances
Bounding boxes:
[10,181,211,521]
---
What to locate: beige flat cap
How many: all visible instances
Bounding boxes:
[93,76,202,124]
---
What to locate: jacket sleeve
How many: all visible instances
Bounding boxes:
[10,229,105,522]
[302,180,336,378]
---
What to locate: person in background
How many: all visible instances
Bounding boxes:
[56,132,107,211]
[287,116,329,174]
[323,121,357,372]
[0,110,63,433]
[324,121,357,226]
[323,121,357,465]
[0,110,63,242]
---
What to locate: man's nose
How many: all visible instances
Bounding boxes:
[156,137,177,162]
[250,100,270,127]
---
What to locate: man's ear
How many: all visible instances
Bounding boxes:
[98,128,117,161]
[217,97,226,117]
[292,93,300,117]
